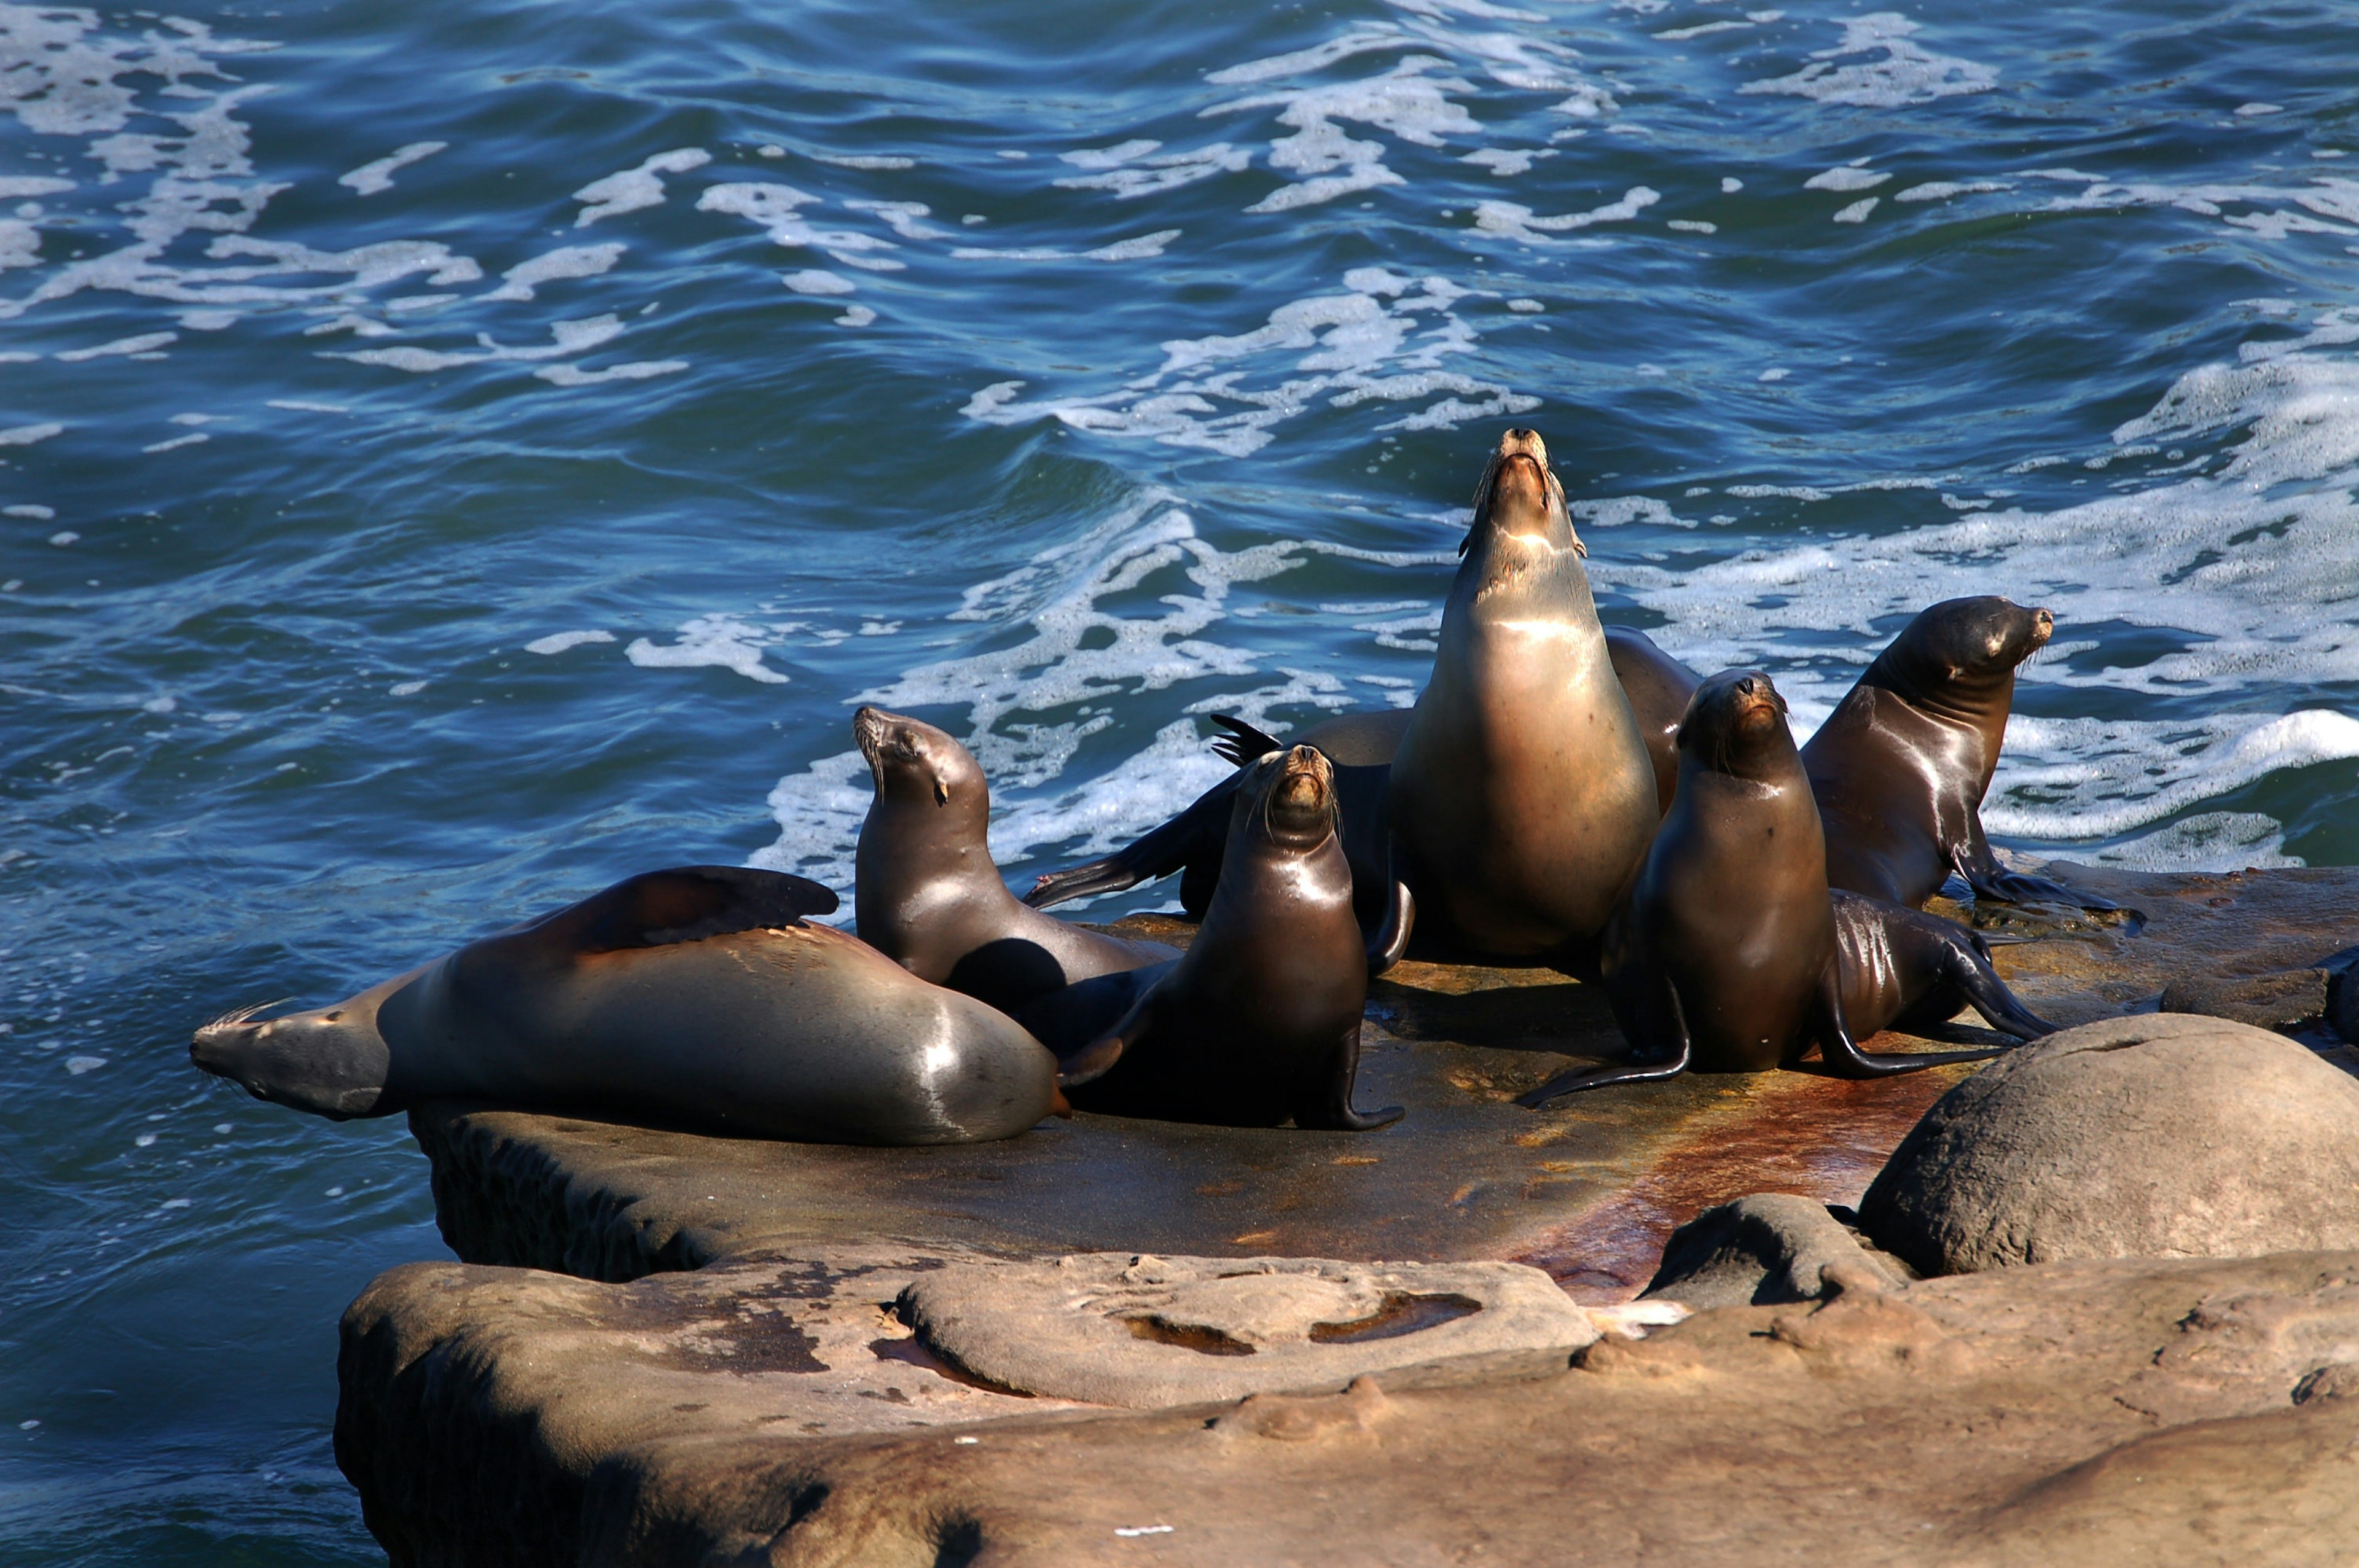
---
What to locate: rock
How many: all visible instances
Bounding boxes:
[2159,968,2327,1032]
[1640,1193,1908,1309]
[1861,1013,2359,1276]
[898,1253,1596,1408]
[335,1247,2359,1566]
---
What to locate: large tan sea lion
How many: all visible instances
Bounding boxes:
[1518,671,2053,1106]
[853,707,1176,1013]
[191,865,1060,1145]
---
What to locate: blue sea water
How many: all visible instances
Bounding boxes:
[6,0,2359,1557]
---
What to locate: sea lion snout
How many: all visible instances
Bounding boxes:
[854,706,968,806]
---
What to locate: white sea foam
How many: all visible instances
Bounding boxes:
[573,147,710,227]
[523,630,616,655]
[626,614,789,684]
[1054,142,1250,198]
[482,243,625,302]
[961,269,1527,456]
[832,306,877,328]
[0,423,61,446]
[535,359,687,386]
[55,331,176,361]
[950,230,1181,263]
[1805,166,1889,193]
[781,269,856,295]
[1472,187,1659,243]
[697,181,907,272]
[1740,13,1995,107]
[1895,180,2011,203]
[1832,197,1879,224]
[338,141,445,197]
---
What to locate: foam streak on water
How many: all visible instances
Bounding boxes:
[8,1,2359,1561]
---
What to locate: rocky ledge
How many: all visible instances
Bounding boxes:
[337,863,2359,1564]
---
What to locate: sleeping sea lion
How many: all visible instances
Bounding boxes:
[1387,426,1660,967]
[853,707,1176,1013]
[191,865,1060,1145]
[1517,671,2052,1106]
[1025,746,1407,1130]
[1802,596,2113,911]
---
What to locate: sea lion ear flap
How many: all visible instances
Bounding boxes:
[934,780,950,806]
[571,865,840,953]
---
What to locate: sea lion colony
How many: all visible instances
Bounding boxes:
[195,426,2114,1145]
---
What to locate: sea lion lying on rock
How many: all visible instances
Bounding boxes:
[1519,670,2054,1106]
[1023,746,1406,1130]
[853,706,1176,1013]
[1802,596,2113,911]
[192,865,1061,1145]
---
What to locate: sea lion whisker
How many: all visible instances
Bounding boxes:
[203,997,292,1031]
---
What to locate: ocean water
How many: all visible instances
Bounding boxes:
[6,0,2359,1557]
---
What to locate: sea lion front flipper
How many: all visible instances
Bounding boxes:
[1954,820,2117,911]
[558,865,839,953]
[1207,713,1286,768]
[1809,960,2007,1078]
[1294,1023,1404,1131]
[1517,975,1692,1107]
[1055,985,1165,1089]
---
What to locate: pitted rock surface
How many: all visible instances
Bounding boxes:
[1641,1192,1910,1309]
[898,1252,1597,1408]
[1863,1012,2359,1276]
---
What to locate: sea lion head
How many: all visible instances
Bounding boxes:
[855,706,984,816]
[192,993,395,1120]
[1871,596,2054,714]
[1676,669,1797,783]
[1237,744,1339,851]
[1461,426,1582,561]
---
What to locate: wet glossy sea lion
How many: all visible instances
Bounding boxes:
[191,865,1060,1145]
[1802,596,2112,911]
[1026,747,1407,1130]
[853,707,1176,1013]
[1517,671,2052,1106]
[1605,626,1702,816]
[1387,426,1660,967]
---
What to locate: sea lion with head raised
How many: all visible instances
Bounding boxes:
[1802,596,2112,911]
[1027,746,1407,1130]
[1517,670,2052,1105]
[1387,427,1661,967]
[854,707,1178,1013]
[192,865,1060,1144]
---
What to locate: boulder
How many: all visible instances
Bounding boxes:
[2159,969,2328,1033]
[1640,1193,1909,1308]
[897,1252,1597,1408]
[1861,1013,2359,1276]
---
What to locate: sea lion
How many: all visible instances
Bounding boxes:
[853,707,1176,1013]
[1517,671,2052,1105]
[1606,626,1702,816]
[190,865,1060,1145]
[1386,426,1660,966]
[1026,746,1407,1130]
[1802,596,2113,910]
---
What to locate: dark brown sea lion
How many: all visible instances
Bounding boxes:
[1802,596,2113,911]
[1387,427,1660,966]
[1517,671,2052,1105]
[1604,626,1702,816]
[853,707,1177,1013]
[1026,747,1407,1130]
[191,866,1062,1144]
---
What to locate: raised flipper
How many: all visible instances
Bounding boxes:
[1023,773,1242,911]
[1012,962,1172,1071]
[1517,973,1693,1106]
[1295,1025,1404,1131]
[1956,821,2116,911]
[1208,713,1285,768]
[1367,877,1415,977]
[551,865,839,953]
[1810,958,2008,1078]
[1055,982,1167,1089]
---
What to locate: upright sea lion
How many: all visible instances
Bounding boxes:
[1027,747,1407,1130]
[1802,596,2113,911]
[1517,671,2052,1106]
[191,865,1060,1145]
[1387,427,1660,966]
[853,707,1176,1013]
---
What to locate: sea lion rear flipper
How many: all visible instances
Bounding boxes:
[559,866,839,953]
[1939,927,2057,1040]
[1810,959,2008,1077]
[1955,824,2117,911]
[1207,713,1286,768]
[1517,975,1692,1107]
[1023,771,1245,911]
